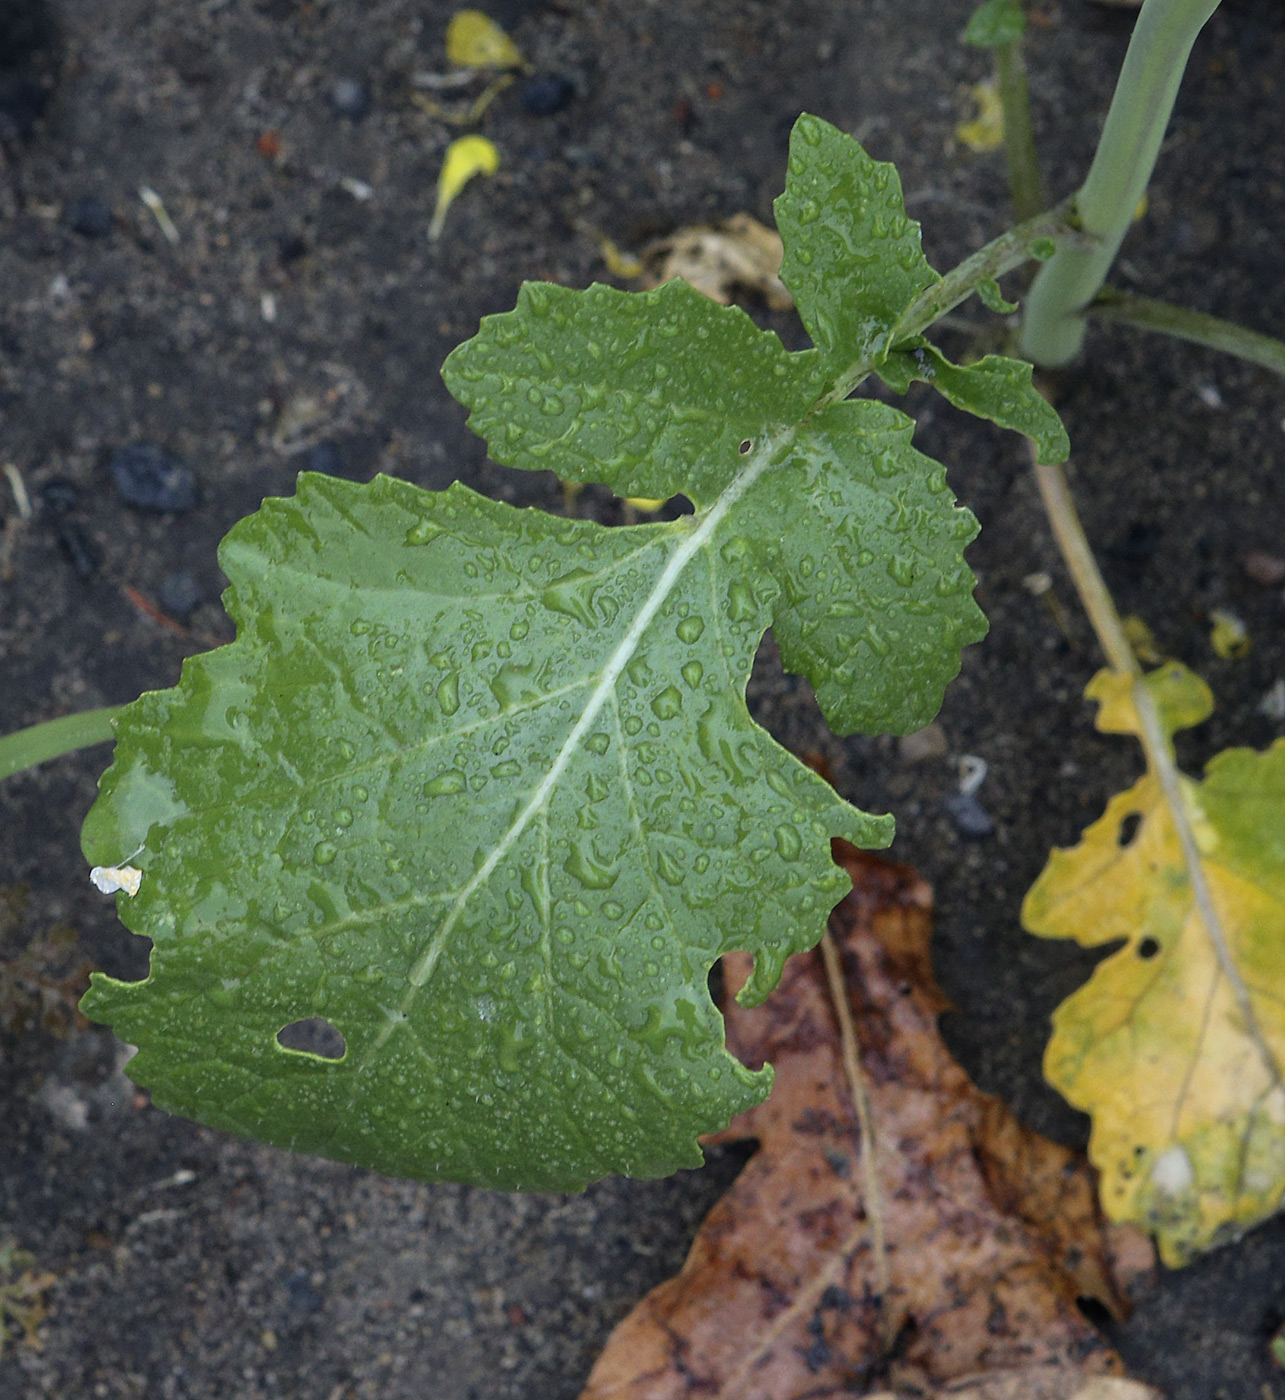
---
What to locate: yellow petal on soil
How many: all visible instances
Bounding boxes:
[446,10,524,70]
[956,78,1004,153]
[1024,663,1285,1265]
[429,135,500,240]
[597,234,643,280]
[1210,607,1250,659]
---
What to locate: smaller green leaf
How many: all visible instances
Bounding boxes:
[775,114,939,367]
[975,277,1018,315]
[879,339,1069,465]
[1028,236,1057,261]
[965,0,1026,48]
[442,279,821,508]
[742,399,986,736]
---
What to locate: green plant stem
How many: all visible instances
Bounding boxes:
[0,707,121,782]
[1088,288,1285,376]
[881,197,1080,362]
[996,38,1044,224]
[1019,0,1221,365]
[1028,445,1281,1091]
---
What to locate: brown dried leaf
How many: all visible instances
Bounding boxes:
[639,213,793,310]
[580,846,1156,1400]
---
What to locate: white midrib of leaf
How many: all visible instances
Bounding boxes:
[361,423,795,1062]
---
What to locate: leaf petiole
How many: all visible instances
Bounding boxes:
[0,706,121,783]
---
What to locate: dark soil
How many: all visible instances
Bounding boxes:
[2,1,1284,1396]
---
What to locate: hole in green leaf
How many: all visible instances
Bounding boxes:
[276,1016,347,1060]
[738,439,753,455]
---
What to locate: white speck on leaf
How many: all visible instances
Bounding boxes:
[90,865,143,897]
[1150,1145,1195,1197]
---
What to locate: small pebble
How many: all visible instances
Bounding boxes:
[39,477,80,515]
[0,75,50,141]
[943,791,995,839]
[1242,550,1285,587]
[159,571,202,619]
[65,196,114,239]
[57,522,101,579]
[520,74,575,117]
[898,723,947,763]
[109,443,198,513]
[329,77,372,119]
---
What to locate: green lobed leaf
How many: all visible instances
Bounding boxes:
[743,400,986,734]
[83,474,889,1190]
[82,113,1000,1190]
[774,113,939,367]
[879,339,1070,465]
[443,280,823,509]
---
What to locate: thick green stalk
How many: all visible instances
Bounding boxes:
[1019,0,1221,365]
[0,706,121,782]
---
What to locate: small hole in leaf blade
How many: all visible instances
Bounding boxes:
[276,1016,346,1060]
[1137,937,1160,960]
[738,439,753,454]
[1117,812,1142,847]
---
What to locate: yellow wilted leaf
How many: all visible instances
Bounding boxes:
[956,78,1004,153]
[1122,614,1164,666]
[429,135,499,240]
[1023,661,1285,1265]
[446,10,524,70]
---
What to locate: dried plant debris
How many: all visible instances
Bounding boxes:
[580,847,1155,1400]
[0,886,92,1042]
[639,213,793,310]
[0,1240,55,1359]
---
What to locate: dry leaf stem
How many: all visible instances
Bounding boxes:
[818,928,895,1344]
[1029,446,1283,1089]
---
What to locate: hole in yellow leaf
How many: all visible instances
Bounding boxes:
[1137,937,1160,961]
[1116,811,1142,847]
[276,1016,347,1060]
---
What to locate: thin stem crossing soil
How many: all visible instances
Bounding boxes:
[996,37,1044,224]
[818,928,894,1345]
[1088,289,1285,376]
[0,707,121,783]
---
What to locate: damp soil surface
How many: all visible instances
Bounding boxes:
[2,1,1285,1396]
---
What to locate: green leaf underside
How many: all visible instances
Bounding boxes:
[83,114,1006,1190]
[879,340,1070,466]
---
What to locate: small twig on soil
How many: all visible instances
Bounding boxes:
[122,584,190,640]
[818,927,895,1347]
[3,464,33,520]
[1028,441,1284,1094]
